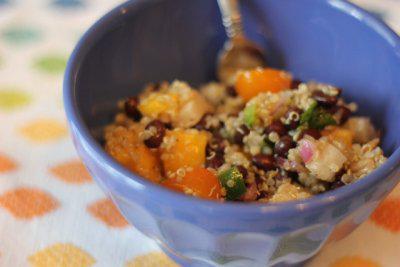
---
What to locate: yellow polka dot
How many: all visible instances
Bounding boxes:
[125,252,179,267]
[331,256,381,267]
[29,243,95,267]
[20,118,67,142]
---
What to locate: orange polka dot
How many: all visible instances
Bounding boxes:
[0,154,17,173]
[125,252,178,267]
[327,220,359,244]
[388,184,400,198]
[87,198,129,228]
[0,187,59,219]
[370,198,400,232]
[29,243,95,267]
[50,160,92,184]
[331,256,381,267]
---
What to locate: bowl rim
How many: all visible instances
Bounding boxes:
[64,0,400,216]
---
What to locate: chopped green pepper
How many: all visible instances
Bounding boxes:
[218,167,247,200]
[300,101,318,125]
[243,104,256,128]
[309,109,336,129]
[300,101,336,130]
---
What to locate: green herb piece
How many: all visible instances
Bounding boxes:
[0,89,31,111]
[34,54,67,74]
[309,109,336,129]
[300,101,336,130]
[243,104,256,128]
[300,101,317,125]
[218,167,247,200]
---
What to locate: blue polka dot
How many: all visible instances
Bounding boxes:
[52,0,84,8]
[2,26,41,45]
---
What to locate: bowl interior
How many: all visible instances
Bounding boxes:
[74,0,400,157]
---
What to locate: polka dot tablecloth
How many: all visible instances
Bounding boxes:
[0,0,399,266]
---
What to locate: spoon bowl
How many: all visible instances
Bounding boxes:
[217,35,265,85]
[216,0,266,84]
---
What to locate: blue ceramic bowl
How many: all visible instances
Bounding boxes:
[64,0,400,266]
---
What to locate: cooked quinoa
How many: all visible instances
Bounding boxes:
[104,68,386,202]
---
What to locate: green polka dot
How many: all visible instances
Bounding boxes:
[2,26,41,44]
[0,89,31,111]
[34,55,67,74]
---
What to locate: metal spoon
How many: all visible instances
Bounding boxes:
[216,0,266,85]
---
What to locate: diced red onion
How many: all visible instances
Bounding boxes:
[299,139,315,163]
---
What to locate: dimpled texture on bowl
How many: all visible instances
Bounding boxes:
[64,0,400,266]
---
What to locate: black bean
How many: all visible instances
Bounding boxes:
[312,91,338,107]
[164,122,173,129]
[327,105,338,114]
[205,151,224,169]
[283,107,302,130]
[207,135,226,154]
[274,135,295,157]
[327,105,351,124]
[330,168,346,190]
[252,154,276,171]
[254,173,263,184]
[257,190,270,200]
[274,156,286,169]
[205,134,226,169]
[124,96,142,121]
[335,168,346,178]
[226,86,238,97]
[299,128,321,140]
[194,113,221,132]
[337,106,351,124]
[241,182,259,201]
[330,180,345,190]
[194,113,210,131]
[287,170,299,180]
[265,121,287,136]
[235,165,248,179]
[291,79,303,89]
[144,120,166,148]
[152,82,161,91]
[233,125,250,144]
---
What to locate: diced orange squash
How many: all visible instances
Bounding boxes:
[162,168,222,200]
[161,129,208,174]
[105,126,162,182]
[235,68,292,101]
[126,145,163,183]
[322,127,354,148]
[138,92,179,121]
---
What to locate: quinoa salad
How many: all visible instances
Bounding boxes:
[104,67,386,202]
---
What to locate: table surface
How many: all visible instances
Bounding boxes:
[0,0,399,266]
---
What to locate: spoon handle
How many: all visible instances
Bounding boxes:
[217,0,244,39]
